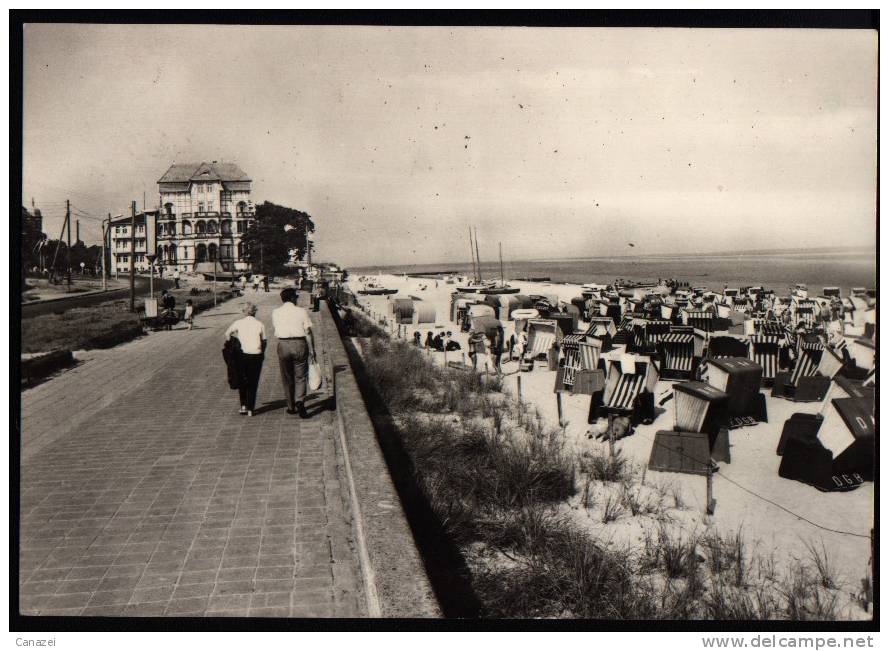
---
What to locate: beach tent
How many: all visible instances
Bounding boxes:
[526,319,561,360]
[833,376,875,402]
[483,293,532,320]
[586,316,618,339]
[707,335,750,359]
[390,298,414,324]
[792,299,819,328]
[704,357,765,422]
[511,309,540,336]
[450,294,479,323]
[563,303,582,322]
[748,334,783,385]
[672,381,729,435]
[470,315,501,338]
[772,338,834,402]
[848,338,875,372]
[682,309,716,332]
[643,319,672,350]
[551,313,578,338]
[822,396,875,481]
[592,354,659,424]
[779,396,874,490]
[658,330,697,380]
[555,334,603,392]
[467,303,496,319]
[412,303,437,325]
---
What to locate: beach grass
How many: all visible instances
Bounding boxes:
[349,307,864,620]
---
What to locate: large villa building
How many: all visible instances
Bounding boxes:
[154,161,256,272]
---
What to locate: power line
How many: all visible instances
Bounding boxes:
[629,428,871,540]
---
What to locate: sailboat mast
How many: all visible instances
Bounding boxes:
[499,242,504,287]
[474,227,482,283]
[468,227,477,283]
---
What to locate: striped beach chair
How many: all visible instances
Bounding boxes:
[748,334,782,384]
[644,320,673,349]
[526,319,559,360]
[793,300,819,327]
[684,309,715,332]
[658,331,696,379]
[559,334,600,385]
[592,356,659,424]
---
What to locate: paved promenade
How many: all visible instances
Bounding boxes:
[19,289,365,617]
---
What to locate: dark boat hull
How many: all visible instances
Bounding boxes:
[479,286,520,295]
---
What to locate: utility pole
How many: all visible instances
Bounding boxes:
[129,201,136,313]
[76,219,80,244]
[66,200,72,291]
[101,214,109,291]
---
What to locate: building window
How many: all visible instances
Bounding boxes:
[198,202,205,213]
[220,244,233,260]
[221,220,232,235]
[206,220,218,234]
[181,220,192,235]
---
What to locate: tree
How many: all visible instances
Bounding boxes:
[21,207,46,288]
[240,201,315,276]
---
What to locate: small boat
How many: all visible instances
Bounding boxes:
[457,283,494,293]
[478,285,520,295]
[358,287,398,295]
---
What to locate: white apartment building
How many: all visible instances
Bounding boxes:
[109,211,156,275]
[155,161,255,272]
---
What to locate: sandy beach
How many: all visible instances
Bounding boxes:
[347,272,873,616]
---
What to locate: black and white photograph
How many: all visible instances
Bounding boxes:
[12,11,878,633]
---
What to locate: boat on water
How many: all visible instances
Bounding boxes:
[358,287,398,295]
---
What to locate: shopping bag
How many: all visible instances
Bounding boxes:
[308,361,322,392]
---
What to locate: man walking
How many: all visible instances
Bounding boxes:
[272,288,316,418]
[173,268,181,289]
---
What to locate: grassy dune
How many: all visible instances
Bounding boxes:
[351,310,870,620]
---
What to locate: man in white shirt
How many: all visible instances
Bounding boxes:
[272,288,316,417]
[173,268,181,289]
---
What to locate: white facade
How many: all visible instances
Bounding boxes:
[155,162,255,272]
[109,213,154,275]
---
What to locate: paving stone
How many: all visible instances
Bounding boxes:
[19,293,362,618]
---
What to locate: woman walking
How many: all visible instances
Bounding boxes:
[225,302,267,416]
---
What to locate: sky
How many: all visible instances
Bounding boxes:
[21,24,877,267]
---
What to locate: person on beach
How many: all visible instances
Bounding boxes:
[263,274,270,293]
[173,268,181,289]
[272,288,316,418]
[516,330,528,363]
[225,302,267,417]
[413,331,422,347]
[491,325,504,373]
[425,331,435,349]
[183,299,194,331]
[468,331,487,371]
[253,275,261,292]
[240,274,248,291]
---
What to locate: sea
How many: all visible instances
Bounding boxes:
[353,248,877,293]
